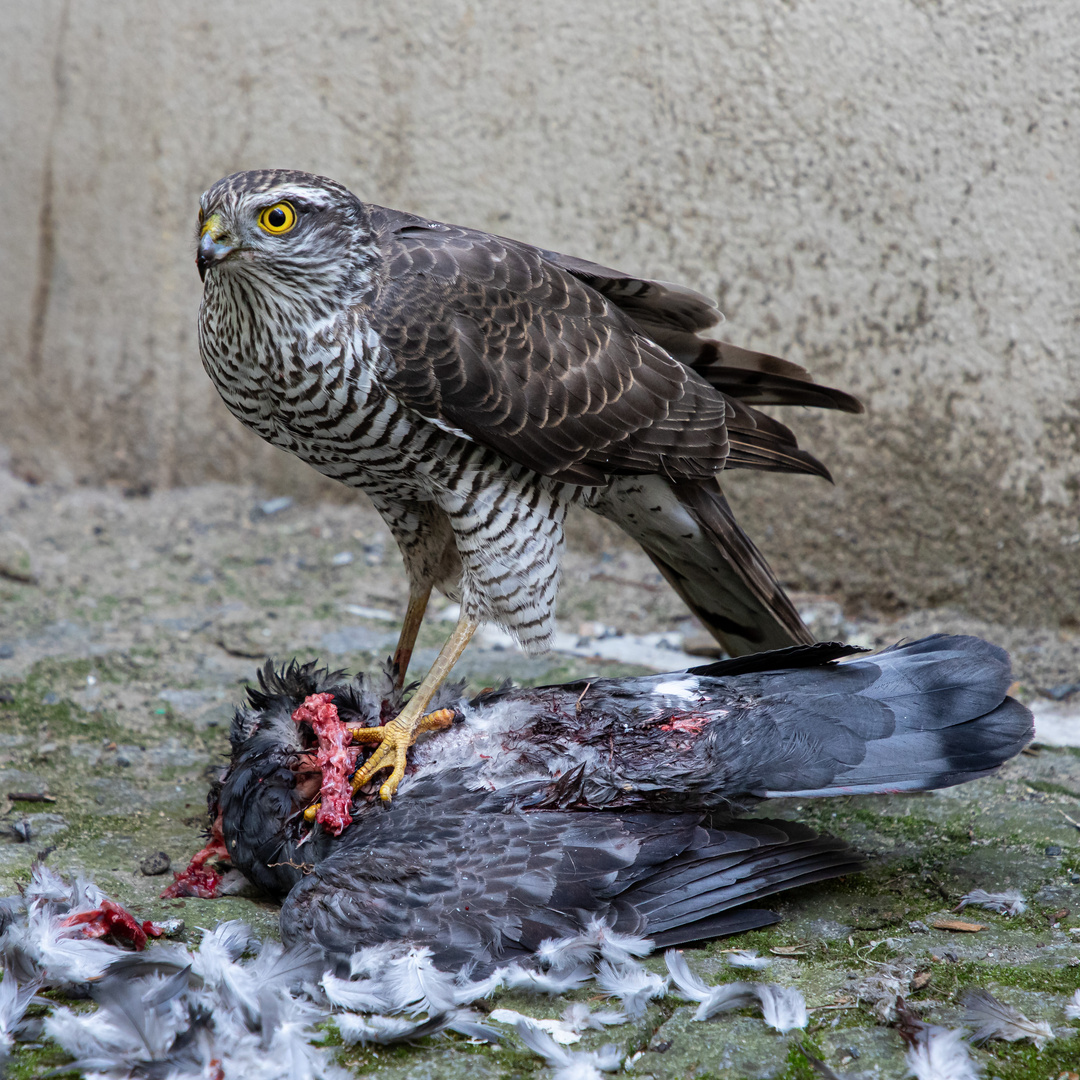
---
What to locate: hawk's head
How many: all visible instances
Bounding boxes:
[196,169,379,304]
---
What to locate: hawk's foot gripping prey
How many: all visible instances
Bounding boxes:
[349,610,477,801]
[346,704,457,803]
[196,169,866,786]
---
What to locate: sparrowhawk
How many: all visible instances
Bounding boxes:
[196,169,862,800]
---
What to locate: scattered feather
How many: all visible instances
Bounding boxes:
[446,1010,502,1043]
[725,949,771,970]
[536,936,597,972]
[955,889,1026,917]
[383,947,464,1015]
[500,963,593,995]
[560,1002,627,1033]
[903,1025,981,1080]
[895,998,980,1080]
[23,865,71,906]
[963,989,1053,1048]
[756,984,809,1033]
[535,917,652,971]
[1066,988,1080,1021]
[0,965,41,1064]
[595,959,667,1020]
[664,949,712,1001]
[490,1008,581,1044]
[450,965,508,1004]
[664,951,806,1031]
[347,942,402,979]
[515,1019,622,1080]
[321,972,391,1013]
[335,1011,455,1045]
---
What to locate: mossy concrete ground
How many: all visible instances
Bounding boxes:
[1,468,1079,1078]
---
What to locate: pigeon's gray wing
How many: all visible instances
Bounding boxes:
[278,771,862,969]
[279,770,704,968]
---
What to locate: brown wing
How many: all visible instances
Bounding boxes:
[366,209,733,485]
[538,250,863,414]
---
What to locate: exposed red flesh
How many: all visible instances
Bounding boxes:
[292,692,359,836]
[161,814,230,899]
[60,899,157,950]
[659,714,708,734]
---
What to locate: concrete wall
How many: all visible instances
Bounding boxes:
[3,0,1078,626]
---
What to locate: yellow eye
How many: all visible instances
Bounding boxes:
[258,202,297,235]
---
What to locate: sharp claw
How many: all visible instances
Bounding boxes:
[305,707,457,820]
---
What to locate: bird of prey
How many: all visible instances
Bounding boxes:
[196,169,862,799]
[201,635,1031,968]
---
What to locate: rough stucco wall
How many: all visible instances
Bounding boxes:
[1,0,1078,626]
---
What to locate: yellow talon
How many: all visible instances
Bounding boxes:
[303,707,457,819]
[348,707,457,803]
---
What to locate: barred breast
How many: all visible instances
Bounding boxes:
[199,281,576,654]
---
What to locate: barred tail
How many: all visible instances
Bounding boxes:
[597,475,812,656]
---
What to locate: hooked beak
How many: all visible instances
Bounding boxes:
[197,214,236,280]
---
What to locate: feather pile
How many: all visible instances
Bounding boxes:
[0,867,1058,1077]
[0,869,832,1077]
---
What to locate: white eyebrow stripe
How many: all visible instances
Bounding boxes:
[251,187,338,208]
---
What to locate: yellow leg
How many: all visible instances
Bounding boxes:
[349,614,480,803]
[392,585,432,690]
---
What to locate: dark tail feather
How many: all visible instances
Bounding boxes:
[600,475,813,656]
[720,397,835,480]
[720,635,1035,798]
[621,819,865,948]
[688,340,864,414]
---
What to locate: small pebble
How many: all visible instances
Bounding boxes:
[140,851,171,876]
[158,918,185,938]
[9,820,31,843]
[0,643,14,659]
[1045,682,1080,701]
[257,496,293,516]
[1046,845,1063,857]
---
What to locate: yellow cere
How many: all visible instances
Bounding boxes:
[200,212,224,240]
[258,201,297,235]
